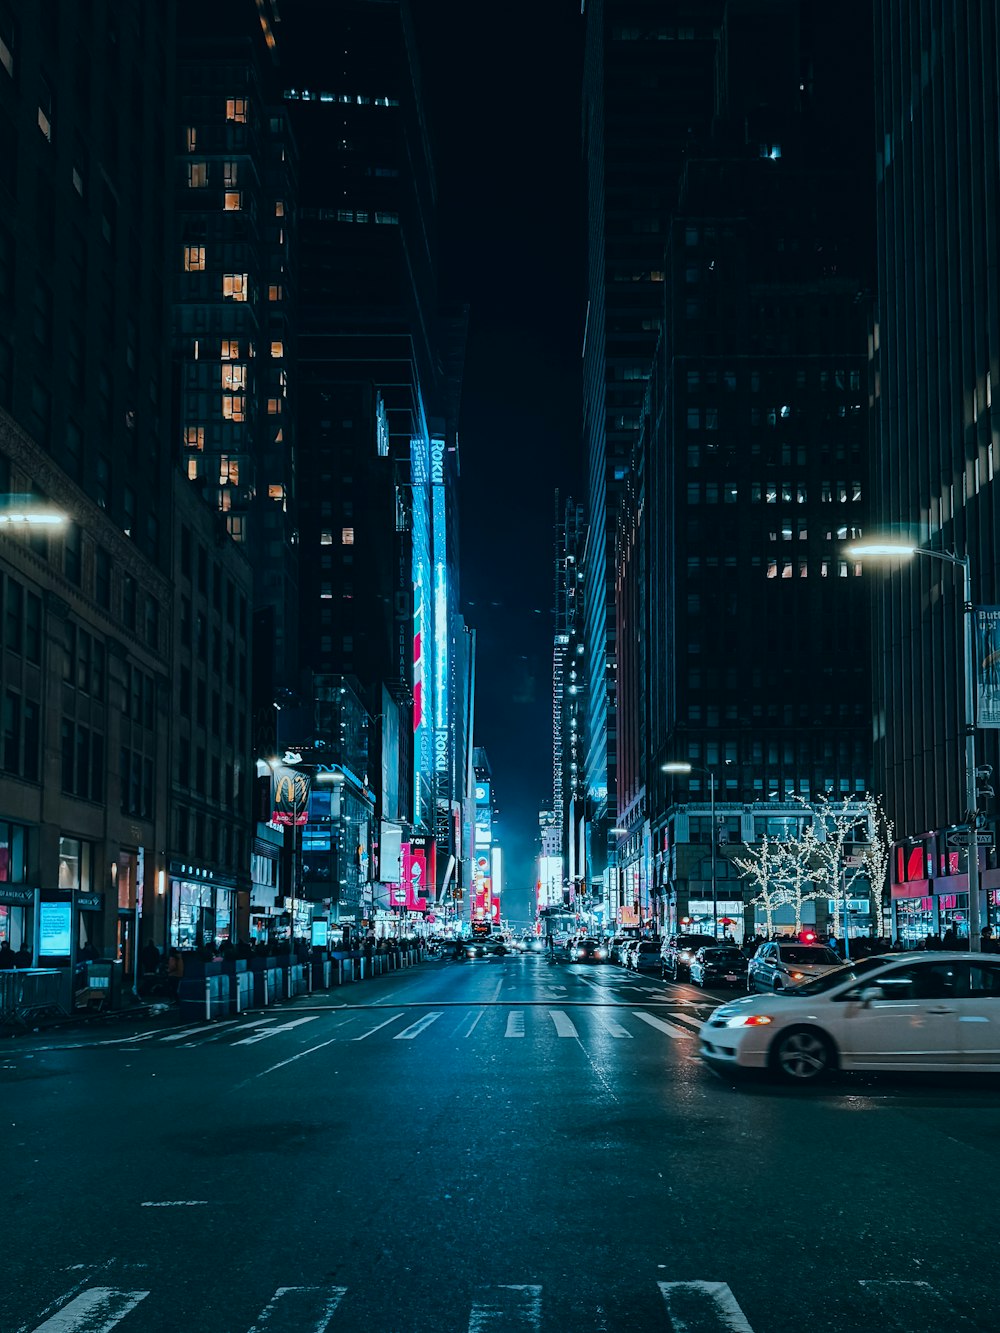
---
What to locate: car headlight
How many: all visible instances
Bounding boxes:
[680,950,692,959]
[730,1014,773,1027]
[789,971,804,981]
[595,949,605,958]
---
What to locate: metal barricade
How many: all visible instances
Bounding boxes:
[0,968,65,1025]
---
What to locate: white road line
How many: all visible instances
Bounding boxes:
[352,1012,404,1040]
[858,1280,973,1331]
[549,1010,578,1038]
[505,1011,525,1037]
[95,1031,161,1046]
[255,1033,347,1078]
[598,1016,632,1038]
[632,1011,690,1040]
[461,1010,485,1038]
[468,1284,542,1333]
[658,1281,755,1332]
[490,978,504,1001]
[232,1016,319,1046]
[246,1285,347,1333]
[140,1200,208,1207]
[393,1011,443,1040]
[162,1020,244,1043]
[30,1287,150,1333]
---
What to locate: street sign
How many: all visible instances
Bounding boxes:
[948,831,994,847]
[843,855,865,867]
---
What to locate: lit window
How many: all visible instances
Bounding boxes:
[268,284,282,302]
[320,531,333,545]
[183,245,206,272]
[781,563,792,579]
[221,364,246,391]
[184,426,204,452]
[185,127,197,152]
[267,398,281,415]
[224,192,242,211]
[341,527,354,545]
[222,273,248,302]
[187,162,208,188]
[222,394,245,421]
[219,456,239,485]
[187,458,201,481]
[221,340,240,360]
[799,561,808,578]
[268,485,285,501]
[226,98,248,123]
[270,341,283,359]
[275,200,285,217]
[766,561,778,579]
[321,585,333,600]
[227,516,245,542]
[223,162,238,187]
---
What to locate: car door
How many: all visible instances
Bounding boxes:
[754,944,775,988]
[956,960,1000,1067]
[835,961,970,1069]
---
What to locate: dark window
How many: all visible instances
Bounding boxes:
[4,576,22,649]
[64,522,81,585]
[122,575,136,631]
[95,548,111,608]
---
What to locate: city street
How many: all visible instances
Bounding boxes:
[2,953,997,1333]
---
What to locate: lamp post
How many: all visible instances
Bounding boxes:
[662,762,719,940]
[847,541,981,947]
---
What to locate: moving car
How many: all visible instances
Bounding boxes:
[462,940,487,959]
[690,946,748,989]
[569,938,608,963]
[661,934,716,981]
[700,952,1000,1083]
[746,942,841,993]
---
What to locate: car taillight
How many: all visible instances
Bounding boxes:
[789,971,804,981]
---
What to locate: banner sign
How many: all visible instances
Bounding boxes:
[272,766,310,825]
[975,606,1000,727]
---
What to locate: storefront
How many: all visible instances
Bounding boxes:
[169,864,236,950]
[0,819,33,953]
[893,895,936,946]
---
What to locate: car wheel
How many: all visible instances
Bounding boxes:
[770,1027,835,1084]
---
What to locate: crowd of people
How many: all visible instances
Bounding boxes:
[0,940,33,969]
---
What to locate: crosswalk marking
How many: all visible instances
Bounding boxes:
[598,1015,632,1038]
[633,1011,691,1040]
[505,1010,525,1037]
[658,1281,755,1332]
[393,1011,442,1040]
[30,1287,149,1333]
[161,1021,240,1043]
[859,1280,980,1332]
[246,1285,346,1333]
[549,1009,578,1037]
[352,1012,404,1040]
[232,1016,318,1046]
[468,1285,542,1333]
[460,1010,485,1037]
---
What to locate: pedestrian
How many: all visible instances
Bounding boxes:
[827,934,840,957]
[14,941,32,968]
[941,925,958,950]
[981,925,997,953]
[0,939,14,968]
[140,938,161,976]
[166,948,184,1000]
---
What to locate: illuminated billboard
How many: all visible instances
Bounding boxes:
[475,780,492,847]
[537,855,563,911]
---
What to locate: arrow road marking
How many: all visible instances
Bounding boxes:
[232,1016,318,1045]
[658,1281,755,1332]
[633,1011,691,1040]
[246,1285,347,1333]
[29,1287,150,1333]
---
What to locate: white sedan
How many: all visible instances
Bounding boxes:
[699,952,1000,1083]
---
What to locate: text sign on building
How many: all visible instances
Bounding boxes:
[975,606,1000,727]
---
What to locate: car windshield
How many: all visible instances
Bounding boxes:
[704,949,742,963]
[788,955,893,995]
[778,946,840,965]
[637,942,657,952]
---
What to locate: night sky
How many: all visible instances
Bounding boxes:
[416,2,585,912]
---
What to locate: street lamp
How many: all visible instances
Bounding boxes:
[662,761,719,940]
[847,541,981,947]
[0,495,68,526]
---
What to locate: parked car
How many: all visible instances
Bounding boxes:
[690,947,748,989]
[746,942,841,993]
[661,934,716,981]
[631,940,662,974]
[610,937,634,965]
[700,952,1000,1083]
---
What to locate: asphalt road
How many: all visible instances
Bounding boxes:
[1,953,997,1333]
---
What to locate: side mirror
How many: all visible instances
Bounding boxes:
[859,986,885,1007]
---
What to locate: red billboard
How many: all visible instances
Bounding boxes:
[401,837,435,912]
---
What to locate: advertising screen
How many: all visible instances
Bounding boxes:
[39,901,72,955]
[311,920,329,948]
